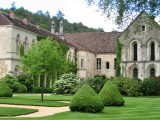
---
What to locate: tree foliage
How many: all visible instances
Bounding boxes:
[21,38,68,101]
[86,0,160,26]
[116,39,122,76]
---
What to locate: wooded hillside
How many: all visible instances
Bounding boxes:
[0,7,104,33]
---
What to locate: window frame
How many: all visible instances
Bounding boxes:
[106,62,110,70]
[80,58,84,68]
[96,58,101,70]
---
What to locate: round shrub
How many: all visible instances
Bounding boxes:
[69,84,104,113]
[53,73,78,94]
[113,77,142,96]
[13,82,27,93]
[98,80,125,106]
[141,77,157,96]
[0,81,12,97]
[1,74,27,93]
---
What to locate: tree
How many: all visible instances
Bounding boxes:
[45,11,50,18]
[10,1,16,12]
[36,10,43,16]
[86,0,160,26]
[56,10,65,19]
[21,38,68,101]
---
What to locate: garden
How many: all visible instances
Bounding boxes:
[0,73,160,119]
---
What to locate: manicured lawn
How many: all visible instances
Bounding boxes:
[0,94,72,107]
[0,95,160,120]
[0,107,37,117]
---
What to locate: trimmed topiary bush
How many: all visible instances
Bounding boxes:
[86,75,107,94]
[69,84,104,113]
[0,81,12,97]
[98,80,125,106]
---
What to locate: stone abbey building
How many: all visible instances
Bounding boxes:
[0,11,160,81]
[118,12,160,80]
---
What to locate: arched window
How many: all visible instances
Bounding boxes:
[133,42,138,61]
[16,34,20,54]
[150,42,155,61]
[133,68,138,78]
[150,68,155,77]
[24,37,28,54]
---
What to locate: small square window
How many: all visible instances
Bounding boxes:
[142,25,145,31]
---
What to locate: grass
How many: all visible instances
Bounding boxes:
[0,107,37,117]
[0,95,160,120]
[0,94,72,107]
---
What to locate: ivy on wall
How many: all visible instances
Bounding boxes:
[116,39,122,77]
[68,48,78,74]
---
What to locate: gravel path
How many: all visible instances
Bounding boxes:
[0,104,69,118]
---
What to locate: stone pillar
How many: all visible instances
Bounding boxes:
[59,20,63,35]
[51,21,55,34]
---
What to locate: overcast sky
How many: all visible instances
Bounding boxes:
[0,0,119,32]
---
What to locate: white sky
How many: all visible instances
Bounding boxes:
[0,0,119,32]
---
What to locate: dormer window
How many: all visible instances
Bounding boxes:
[142,25,145,31]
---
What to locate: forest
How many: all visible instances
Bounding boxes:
[0,6,104,33]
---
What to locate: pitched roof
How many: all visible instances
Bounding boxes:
[117,11,160,39]
[65,32,120,53]
[0,11,69,45]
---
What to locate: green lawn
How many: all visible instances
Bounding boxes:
[0,107,37,117]
[0,95,160,120]
[0,94,71,107]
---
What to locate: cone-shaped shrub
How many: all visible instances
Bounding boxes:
[98,80,125,106]
[69,84,104,113]
[0,81,12,97]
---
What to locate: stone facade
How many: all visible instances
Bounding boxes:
[65,32,119,79]
[0,23,37,77]
[118,12,160,80]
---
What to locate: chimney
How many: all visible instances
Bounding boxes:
[59,20,63,35]
[51,21,55,34]
[10,11,15,19]
[23,18,28,24]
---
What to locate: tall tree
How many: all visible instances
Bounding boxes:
[86,0,160,26]
[45,11,50,18]
[56,10,65,19]
[36,10,43,16]
[21,38,68,102]
[10,1,16,11]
